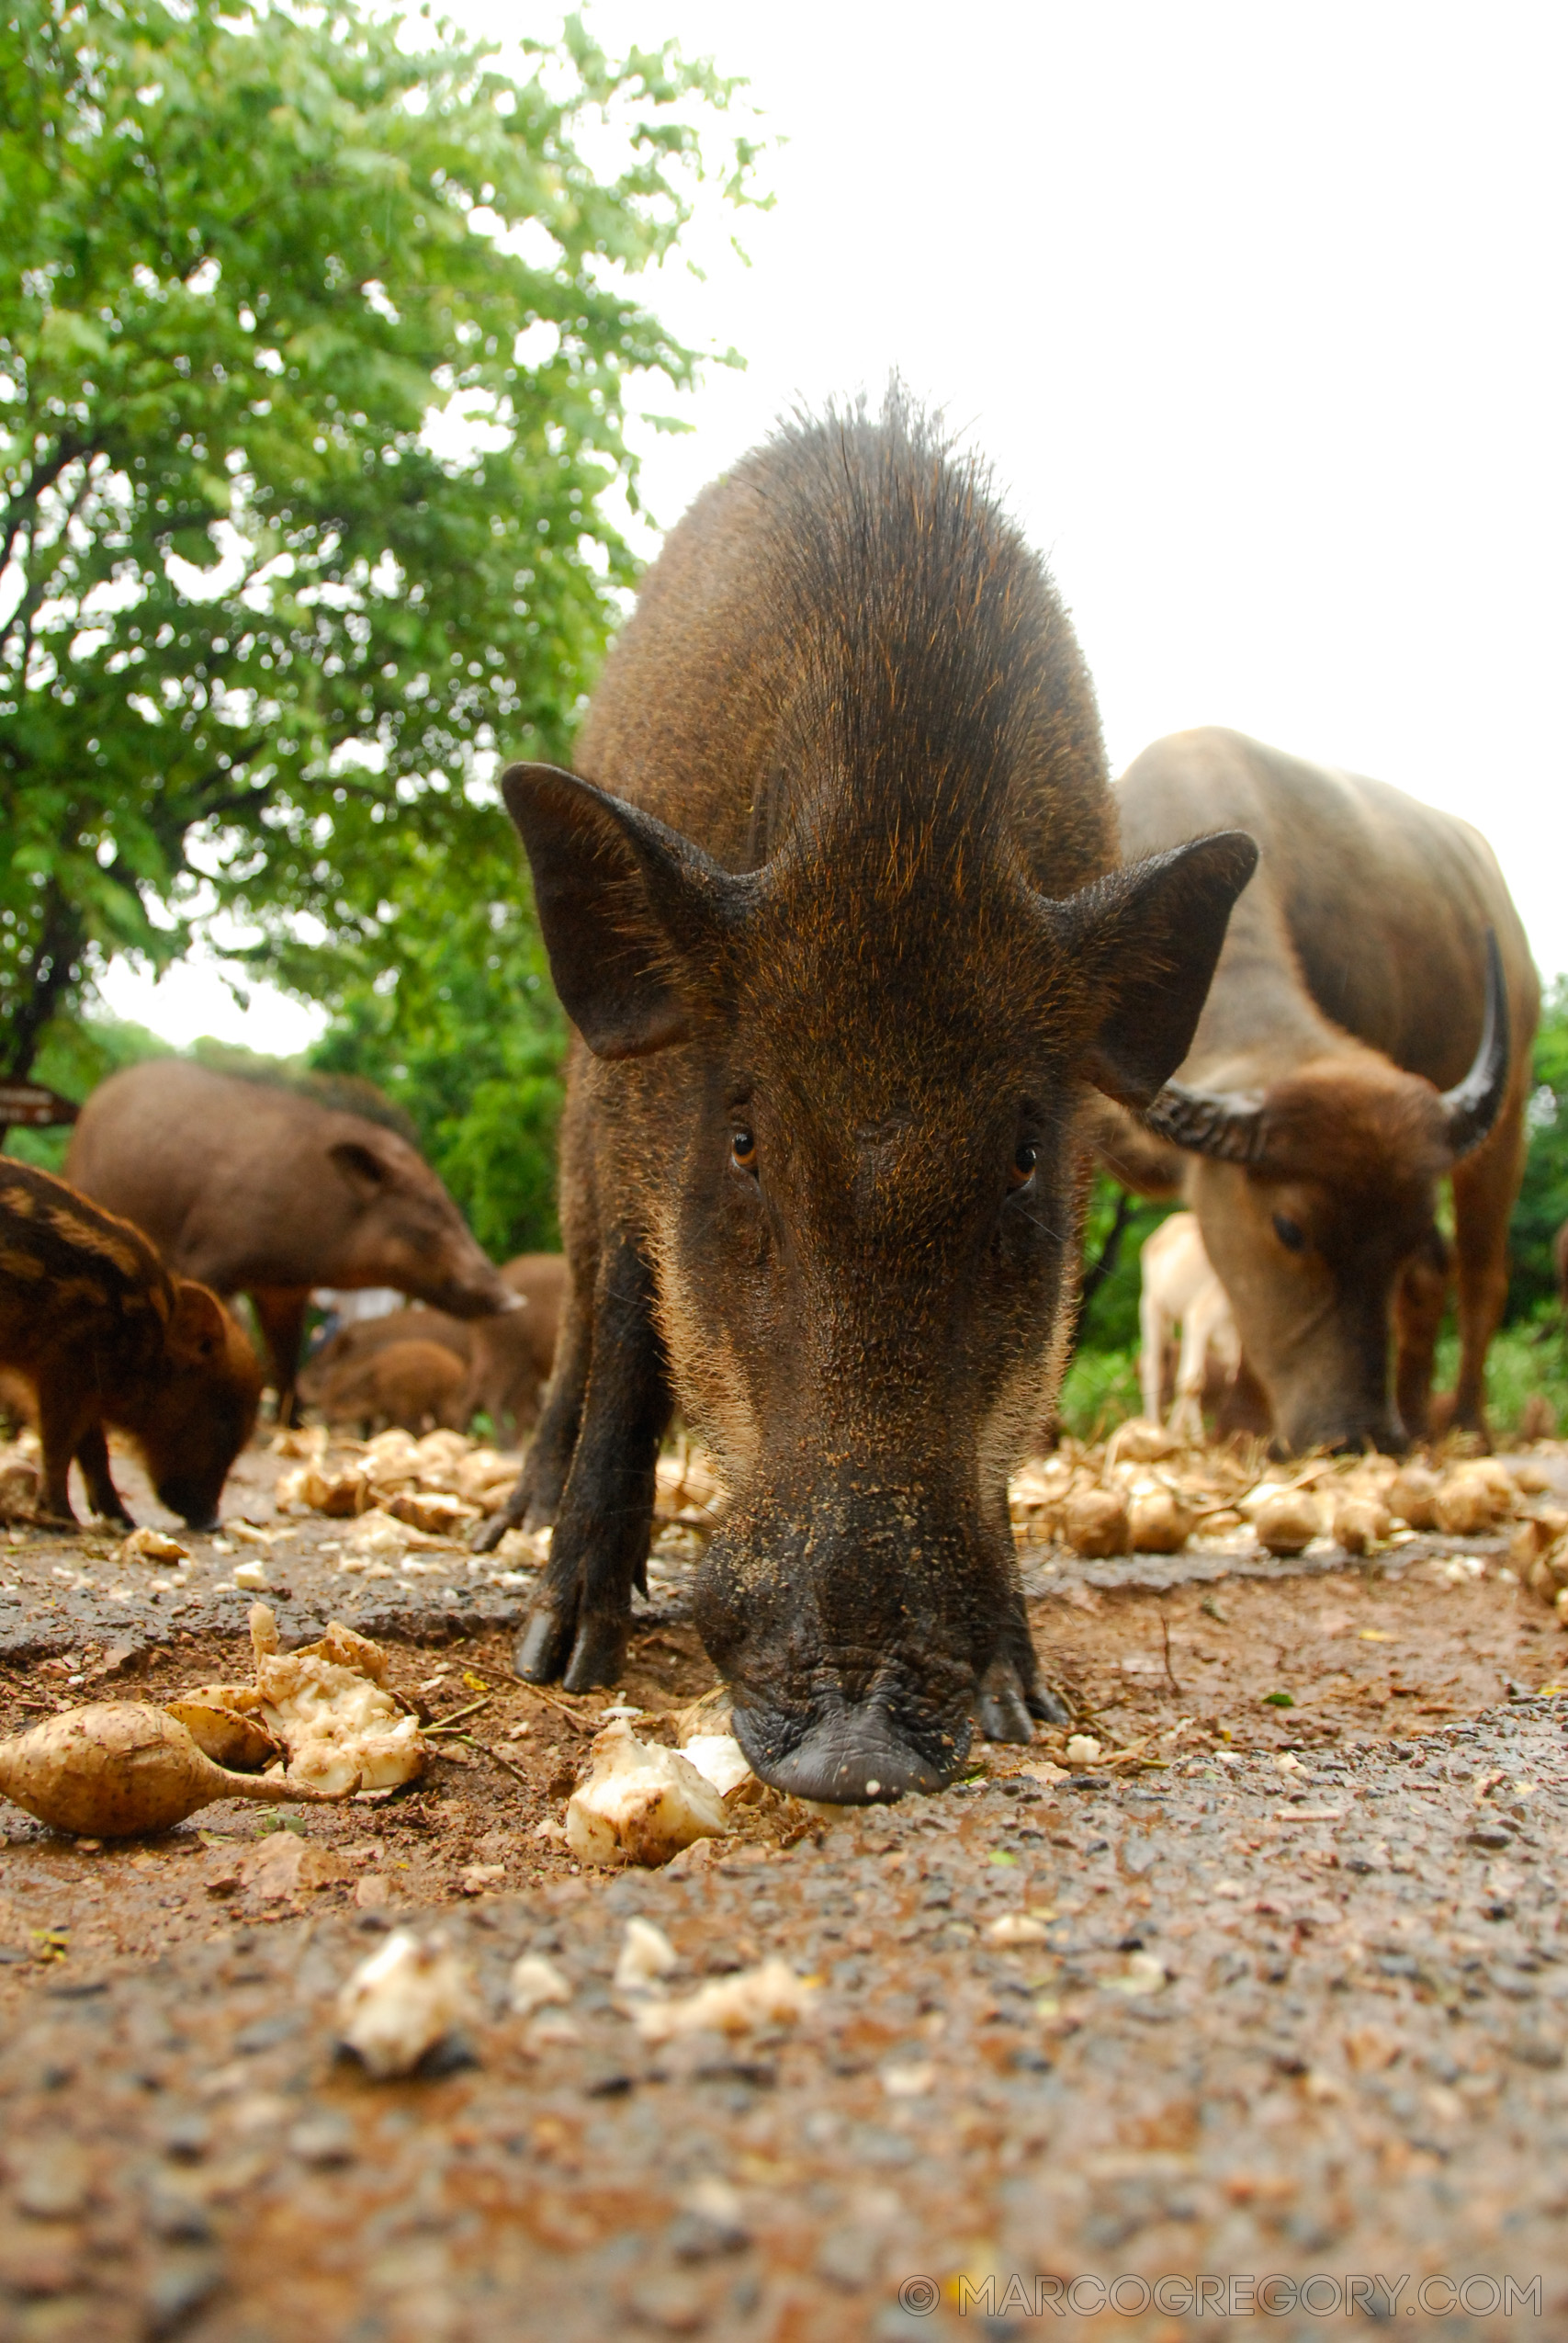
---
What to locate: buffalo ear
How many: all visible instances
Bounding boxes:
[502,762,749,1060]
[168,1279,227,1365]
[329,1139,390,1203]
[1056,831,1258,1109]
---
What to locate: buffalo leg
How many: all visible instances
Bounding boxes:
[73,1423,133,1526]
[249,1285,310,1426]
[1393,1229,1450,1443]
[1450,1123,1527,1436]
[473,1272,593,1552]
[513,1234,671,1690]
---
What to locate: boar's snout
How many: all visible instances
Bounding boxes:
[155,1475,222,1532]
[433,1258,520,1321]
[735,1701,953,1804]
[696,1488,1003,1804]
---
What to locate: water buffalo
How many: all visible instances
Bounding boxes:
[66,1061,515,1418]
[1100,729,1537,1451]
[481,397,1257,1802]
[1138,1211,1239,1440]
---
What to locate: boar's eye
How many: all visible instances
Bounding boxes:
[1010,1140,1038,1191]
[1272,1212,1306,1253]
[730,1126,758,1177]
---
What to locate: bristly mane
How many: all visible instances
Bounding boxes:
[741,386,1108,884]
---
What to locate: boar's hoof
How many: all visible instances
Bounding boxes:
[738,1705,953,1805]
[513,1603,627,1692]
[974,1659,1037,1746]
[472,1510,514,1556]
[1027,1682,1070,1728]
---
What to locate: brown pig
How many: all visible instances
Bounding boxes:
[65,1061,516,1419]
[297,1305,471,1415]
[312,1339,468,1436]
[463,1254,566,1440]
[479,394,1256,1802]
[0,1162,261,1527]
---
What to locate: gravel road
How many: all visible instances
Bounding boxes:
[0,1439,1564,2342]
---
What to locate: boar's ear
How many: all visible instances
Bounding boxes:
[502,762,749,1059]
[1055,832,1258,1109]
[168,1280,228,1365]
[329,1139,390,1203]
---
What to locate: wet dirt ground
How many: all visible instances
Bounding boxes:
[1,1439,1566,2340]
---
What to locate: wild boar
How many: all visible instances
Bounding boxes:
[0,1162,261,1527]
[312,1339,468,1436]
[463,1254,566,1440]
[65,1061,516,1420]
[483,396,1256,1802]
[296,1257,562,1440]
[298,1305,471,1415]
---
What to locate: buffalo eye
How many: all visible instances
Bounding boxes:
[1272,1212,1306,1253]
[730,1126,758,1177]
[1010,1140,1038,1191]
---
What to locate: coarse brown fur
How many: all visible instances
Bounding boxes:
[312,1339,468,1437]
[486,396,1256,1799]
[292,1255,562,1433]
[1101,728,1539,1450]
[464,1255,565,1441]
[0,1161,261,1526]
[298,1258,564,1441]
[65,1059,513,1420]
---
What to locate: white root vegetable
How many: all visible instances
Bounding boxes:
[0,1703,321,1838]
[509,1952,572,2019]
[633,1958,815,2043]
[176,1605,426,1797]
[164,1699,283,1772]
[565,1720,729,1868]
[1064,1485,1132,1558]
[1252,1488,1322,1556]
[680,1733,754,1798]
[337,1930,475,2078]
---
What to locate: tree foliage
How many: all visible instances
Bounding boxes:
[307,832,568,1260]
[1,0,757,1078]
[1508,976,1568,1322]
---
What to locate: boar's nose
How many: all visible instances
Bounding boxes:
[734,1702,956,1805]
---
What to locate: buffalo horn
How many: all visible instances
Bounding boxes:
[1140,1083,1269,1164]
[1438,929,1510,1161]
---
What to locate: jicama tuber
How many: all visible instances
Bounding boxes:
[0,1703,319,1838]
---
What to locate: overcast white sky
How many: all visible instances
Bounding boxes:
[110,0,1568,1049]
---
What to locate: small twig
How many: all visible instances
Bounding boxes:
[466,1737,531,1790]
[510,1682,600,1735]
[423,1694,493,1736]
[1160,1604,1183,1697]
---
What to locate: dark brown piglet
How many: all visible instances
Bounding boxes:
[0,1162,261,1528]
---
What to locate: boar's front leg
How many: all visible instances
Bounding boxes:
[473,1273,593,1553]
[32,1377,97,1527]
[513,1234,671,1691]
[73,1424,134,1528]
